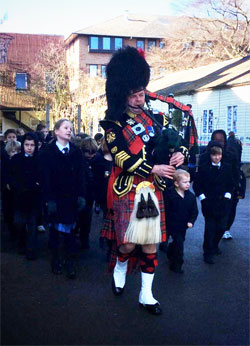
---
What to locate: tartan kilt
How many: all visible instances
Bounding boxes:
[101,174,166,247]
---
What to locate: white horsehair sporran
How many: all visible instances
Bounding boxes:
[124,181,161,244]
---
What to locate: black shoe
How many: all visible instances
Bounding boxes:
[204,255,214,264]
[26,250,37,261]
[112,278,125,296]
[51,259,63,275]
[139,302,162,315]
[65,260,76,279]
[169,264,184,274]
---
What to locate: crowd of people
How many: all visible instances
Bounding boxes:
[0,46,245,316]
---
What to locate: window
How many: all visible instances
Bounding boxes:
[103,37,110,50]
[115,38,122,50]
[183,41,194,50]
[45,72,55,93]
[89,64,98,77]
[227,106,237,133]
[136,40,145,51]
[101,65,106,78]
[90,36,98,49]
[159,41,165,49]
[203,110,208,133]
[89,36,123,52]
[148,40,156,51]
[208,109,214,133]
[16,73,28,90]
[202,109,213,143]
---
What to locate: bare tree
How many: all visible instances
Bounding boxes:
[31,43,106,132]
[69,68,106,134]
[30,42,73,125]
[190,0,250,59]
[148,0,250,75]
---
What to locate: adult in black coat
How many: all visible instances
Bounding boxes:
[193,141,234,263]
[8,132,41,260]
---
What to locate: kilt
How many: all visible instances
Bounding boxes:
[101,174,166,247]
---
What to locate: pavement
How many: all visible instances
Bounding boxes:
[1,180,249,346]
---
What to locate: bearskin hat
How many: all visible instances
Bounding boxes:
[105,46,150,121]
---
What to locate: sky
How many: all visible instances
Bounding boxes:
[0,0,193,38]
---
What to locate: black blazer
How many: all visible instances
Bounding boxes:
[40,140,86,224]
[164,186,198,233]
[193,161,234,217]
[8,152,41,212]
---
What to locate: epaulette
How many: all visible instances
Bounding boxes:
[99,119,122,131]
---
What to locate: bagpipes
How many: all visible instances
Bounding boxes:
[144,90,198,162]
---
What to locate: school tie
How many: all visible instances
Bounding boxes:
[62,147,69,155]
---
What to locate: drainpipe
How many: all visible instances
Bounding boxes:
[19,110,21,126]
[77,105,81,134]
[46,104,50,129]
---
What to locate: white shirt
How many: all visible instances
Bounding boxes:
[56,141,70,153]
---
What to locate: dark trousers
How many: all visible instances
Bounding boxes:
[14,210,37,252]
[78,199,94,246]
[2,189,15,238]
[167,229,186,266]
[49,226,76,260]
[226,196,238,231]
[203,216,226,256]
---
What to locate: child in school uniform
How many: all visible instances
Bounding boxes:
[8,133,41,260]
[2,140,21,240]
[40,119,86,279]
[193,141,234,264]
[165,169,198,273]
[77,137,98,249]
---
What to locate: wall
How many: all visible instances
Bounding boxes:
[151,85,250,162]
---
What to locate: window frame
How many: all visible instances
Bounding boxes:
[89,36,123,52]
[227,105,238,133]
[45,72,55,93]
[15,72,28,90]
[89,64,98,77]
[148,40,156,51]
[136,39,145,51]
[101,65,106,78]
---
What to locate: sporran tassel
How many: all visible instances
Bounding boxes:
[124,186,161,244]
[136,193,148,219]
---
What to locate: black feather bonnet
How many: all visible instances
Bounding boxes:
[105,46,150,121]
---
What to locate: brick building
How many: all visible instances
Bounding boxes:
[65,14,177,91]
[0,33,64,134]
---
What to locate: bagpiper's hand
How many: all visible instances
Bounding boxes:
[170,152,184,167]
[187,222,193,228]
[151,164,176,179]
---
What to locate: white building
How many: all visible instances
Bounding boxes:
[148,56,250,162]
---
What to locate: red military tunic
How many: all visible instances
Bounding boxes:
[101,110,168,247]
